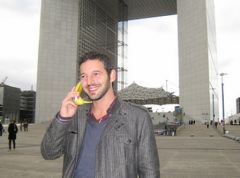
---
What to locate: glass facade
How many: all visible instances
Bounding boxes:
[237,97,240,114]
[77,0,128,90]
[20,91,36,123]
[0,85,21,123]
[117,0,128,90]
[78,0,117,55]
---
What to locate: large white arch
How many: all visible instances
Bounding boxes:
[36,0,219,123]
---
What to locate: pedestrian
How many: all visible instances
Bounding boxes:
[20,120,23,131]
[41,51,160,178]
[215,122,218,128]
[23,119,28,132]
[0,121,3,136]
[8,119,18,150]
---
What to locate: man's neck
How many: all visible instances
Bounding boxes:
[91,92,116,120]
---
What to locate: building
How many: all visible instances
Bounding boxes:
[0,85,36,124]
[236,97,240,114]
[20,91,36,123]
[36,0,219,123]
[178,0,219,123]
[0,84,21,123]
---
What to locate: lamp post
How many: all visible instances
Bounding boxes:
[212,88,215,124]
[220,73,227,134]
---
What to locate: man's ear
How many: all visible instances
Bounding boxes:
[110,69,116,82]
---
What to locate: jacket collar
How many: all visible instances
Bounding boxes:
[88,97,117,123]
[77,98,127,133]
[99,98,128,138]
[83,97,126,118]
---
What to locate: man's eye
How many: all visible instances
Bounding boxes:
[80,75,86,79]
[94,72,100,76]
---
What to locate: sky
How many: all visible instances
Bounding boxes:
[0,0,240,118]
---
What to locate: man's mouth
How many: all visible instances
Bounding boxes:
[88,85,98,94]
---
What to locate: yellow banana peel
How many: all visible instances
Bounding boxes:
[73,82,92,105]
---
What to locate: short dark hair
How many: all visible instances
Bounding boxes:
[79,51,115,75]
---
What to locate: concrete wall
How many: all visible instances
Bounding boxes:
[36,0,79,122]
[177,0,219,122]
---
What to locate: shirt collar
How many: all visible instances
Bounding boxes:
[88,97,117,123]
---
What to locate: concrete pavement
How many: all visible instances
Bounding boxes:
[0,123,240,178]
[0,123,62,178]
[158,124,240,178]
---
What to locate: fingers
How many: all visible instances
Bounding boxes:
[59,87,80,118]
[59,100,78,118]
[62,98,77,108]
[71,86,76,92]
[60,88,79,110]
[66,87,80,101]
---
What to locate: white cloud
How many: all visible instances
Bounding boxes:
[215,0,240,116]
[0,0,40,15]
[0,0,40,90]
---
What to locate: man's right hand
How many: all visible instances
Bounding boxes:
[59,87,79,118]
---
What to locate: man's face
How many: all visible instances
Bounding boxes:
[80,59,115,101]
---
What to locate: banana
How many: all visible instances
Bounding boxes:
[73,82,92,105]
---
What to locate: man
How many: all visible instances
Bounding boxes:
[41,51,160,178]
[8,119,18,150]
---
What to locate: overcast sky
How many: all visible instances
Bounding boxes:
[0,0,240,118]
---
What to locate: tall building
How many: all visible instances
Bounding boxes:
[236,97,240,114]
[0,84,36,124]
[36,0,219,123]
[178,0,219,122]
[20,91,36,123]
[0,84,21,123]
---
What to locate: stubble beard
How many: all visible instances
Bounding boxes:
[87,79,111,101]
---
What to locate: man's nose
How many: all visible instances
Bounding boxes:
[87,75,94,85]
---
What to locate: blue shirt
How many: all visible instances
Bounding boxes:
[74,98,116,178]
[74,118,109,178]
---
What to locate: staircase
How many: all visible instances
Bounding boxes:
[177,124,221,137]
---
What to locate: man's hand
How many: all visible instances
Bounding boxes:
[59,87,79,118]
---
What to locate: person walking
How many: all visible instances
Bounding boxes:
[23,119,28,132]
[41,51,160,178]
[8,119,18,150]
[0,121,3,136]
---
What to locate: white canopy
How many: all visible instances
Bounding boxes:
[118,82,179,105]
